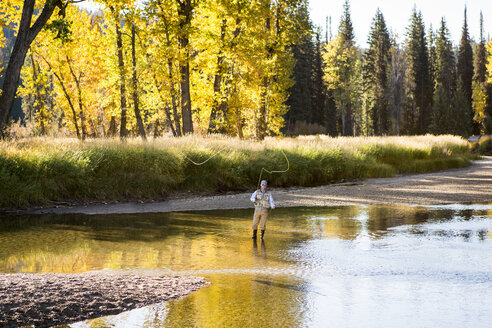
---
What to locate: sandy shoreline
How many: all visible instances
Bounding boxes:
[0,270,207,328]
[13,156,492,216]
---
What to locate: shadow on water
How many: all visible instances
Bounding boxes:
[1,204,492,327]
[252,279,327,296]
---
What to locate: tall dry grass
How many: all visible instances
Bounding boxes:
[0,135,478,208]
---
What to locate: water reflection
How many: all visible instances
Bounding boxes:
[1,204,492,327]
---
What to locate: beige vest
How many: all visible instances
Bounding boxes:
[255,190,271,209]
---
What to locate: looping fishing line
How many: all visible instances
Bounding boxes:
[180,146,290,190]
[256,149,289,190]
[179,146,228,166]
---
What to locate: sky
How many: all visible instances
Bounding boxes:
[309,0,492,46]
[79,0,492,46]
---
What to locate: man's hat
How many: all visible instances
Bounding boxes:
[261,180,268,186]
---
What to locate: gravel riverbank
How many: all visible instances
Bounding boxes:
[0,271,207,327]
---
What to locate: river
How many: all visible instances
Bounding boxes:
[1,204,491,327]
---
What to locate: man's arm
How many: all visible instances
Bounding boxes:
[250,191,258,203]
[269,194,275,209]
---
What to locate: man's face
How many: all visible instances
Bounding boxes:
[261,184,267,191]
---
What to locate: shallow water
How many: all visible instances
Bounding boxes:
[1,204,492,327]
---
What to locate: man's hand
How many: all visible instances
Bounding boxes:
[271,206,275,209]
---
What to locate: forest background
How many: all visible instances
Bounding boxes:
[1,0,492,140]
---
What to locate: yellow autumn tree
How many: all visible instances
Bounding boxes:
[487,40,492,85]
[22,6,108,138]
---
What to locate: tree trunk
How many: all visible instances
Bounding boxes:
[257,14,272,141]
[131,24,147,141]
[162,14,182,136]
[208,19,227,134]
[153,118,162,137]
[0,0,62,134]
[177,0,193,134]
[236,110,244,139]
[107,116,117,137]
[138,26,177,138]
[113,10,128,139]
[152,72,177,137]
[67,57,87,140]
[30,51,46,135]
[38,53,81,139]
[257,77,268,140]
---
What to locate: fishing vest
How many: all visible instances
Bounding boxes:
[255,190,271,209]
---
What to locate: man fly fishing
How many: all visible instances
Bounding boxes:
[250,180,275,240]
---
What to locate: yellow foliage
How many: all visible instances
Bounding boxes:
[472,81,488,135]
[488,40,492,84]
[4,0,303,139]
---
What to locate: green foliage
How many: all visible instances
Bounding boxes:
[338,0,354,47]
[404,8,432,134]
[457,7,475,134]
[457,8,474,103]
[285,6,315,130]
[430,18,457,135]
[363,9,391,135]
[434,18,455,95]
[474,11,487,84]
[44,18,73,43]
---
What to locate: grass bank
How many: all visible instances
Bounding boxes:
[0,135,480,209]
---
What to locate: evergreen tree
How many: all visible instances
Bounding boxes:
[311,31,326,126]
[427,25,437,92]
[457,6,475,133]
[404,8,432,134]
[434,18,455,96]
[334,0,357,136]
[431,18,470,135]
[339,0,354,48]
[473,11,491,134]
[389,36,406,135]
[431,84,452,134]
[285,4,314,131]
[363,8,391,135]
[452,80,472,137]
[474,12,487,84]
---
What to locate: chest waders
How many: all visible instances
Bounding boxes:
[252,190,270,240]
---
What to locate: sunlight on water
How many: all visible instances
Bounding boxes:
[1,204,491,327]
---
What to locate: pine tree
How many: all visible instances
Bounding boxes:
[388,36,406,135]
[473,11,491,134]
[363,8,391,135]
[311,30,326,128]
[474,12,487,84]
[427,25,437,92]
[285,3,314,132]
[434,19,455,96]
[431,84,452,134]
[339,0,354,48]
[431,18,462,135]
[457,6,475,134]
[404,8,432,134]
[452,80,472,137]
[331,0,357,136]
